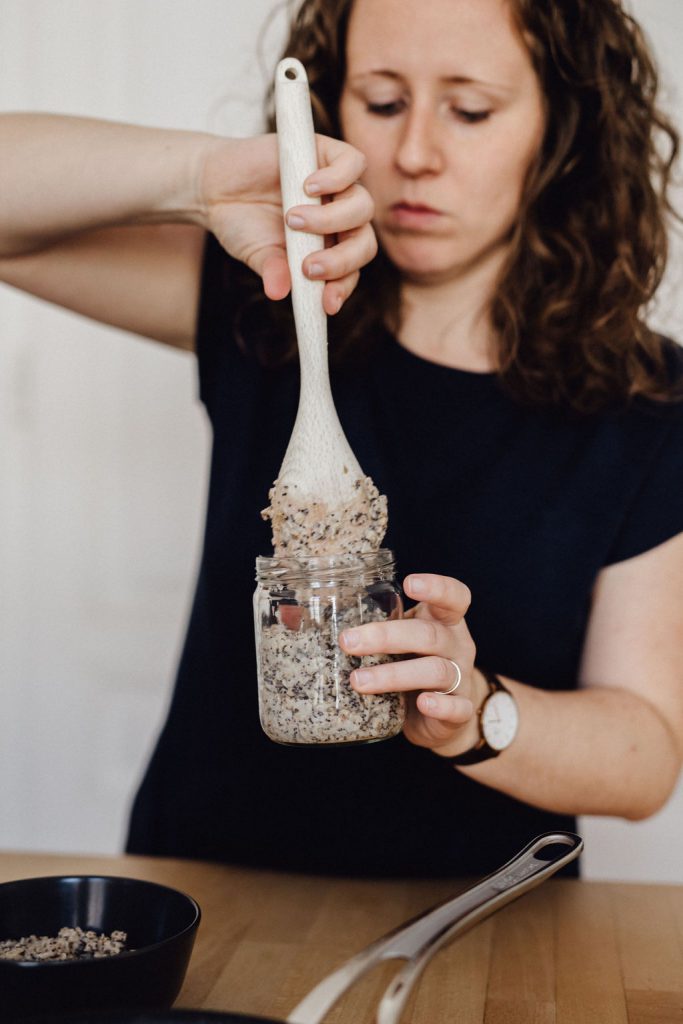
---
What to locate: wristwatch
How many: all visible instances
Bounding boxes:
[449,670,519,765]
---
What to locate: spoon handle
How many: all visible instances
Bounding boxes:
[275,58,328,389]
[286,832,583,1024]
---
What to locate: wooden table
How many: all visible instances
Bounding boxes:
[0,850,681,1023]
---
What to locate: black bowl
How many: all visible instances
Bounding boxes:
[0,875,201,1021]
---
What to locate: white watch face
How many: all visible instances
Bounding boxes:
[481,691,519,751]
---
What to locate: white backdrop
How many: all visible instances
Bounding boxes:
[0,0,681,882]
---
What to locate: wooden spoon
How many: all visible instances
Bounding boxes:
[261,58,387,558]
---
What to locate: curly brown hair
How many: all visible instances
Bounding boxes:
[235,0,681,413]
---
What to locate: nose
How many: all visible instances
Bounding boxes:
[394,104,444,177]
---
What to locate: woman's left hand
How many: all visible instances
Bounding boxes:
[339,573,480,755]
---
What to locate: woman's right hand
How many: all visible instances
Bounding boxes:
[0,116,374,348]
[198,133,377,315]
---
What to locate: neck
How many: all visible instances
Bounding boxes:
[397,247,507,372]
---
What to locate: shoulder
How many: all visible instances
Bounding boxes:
[620,335,683,433]
[658,334,683,387]
[195,235,297,404]
[198,233,253,315]
[197,233,277,355]
[601,337,683,565]
[194,236,258,409]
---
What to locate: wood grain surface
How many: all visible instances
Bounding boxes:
[1,850,681,1023]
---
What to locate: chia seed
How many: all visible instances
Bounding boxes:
[261,475,388,558]
[257,598,405,745]
[0,926,128,961]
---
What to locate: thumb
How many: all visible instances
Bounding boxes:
[252,248,291,301]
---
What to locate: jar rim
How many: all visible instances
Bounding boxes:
[255,547,395,582]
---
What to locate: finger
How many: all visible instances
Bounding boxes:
[340,617,452,657]
[286,183,374,236]
[323,272,359,316]
[415,692,474,726]
[351,655,463,694]
[403,574,472,626]
[303,224,378,282]
[251,248,291,301]
[399,693,475,752]
[309,136,367,195]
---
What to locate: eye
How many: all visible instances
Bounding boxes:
[454,109,491,124]
[366,100,405,117]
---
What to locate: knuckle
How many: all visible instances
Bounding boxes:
[368,622,387,647]
[344,270,360,296]
[435,657,451,685]
[366,227,379,260]
[420,621,439,650]
[327,251,348,279]
[457,581,472,611]
[461,635,477,665]
[360,187,375,219]
[429,575,447,604]
[346,246,363,278]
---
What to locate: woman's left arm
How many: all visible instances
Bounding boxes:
[340,532,683,820]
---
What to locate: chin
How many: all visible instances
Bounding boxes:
[380,234,468,283]
[381,230,509,287]
[388,251,466,284]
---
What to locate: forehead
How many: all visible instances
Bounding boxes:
[345,0,532,83]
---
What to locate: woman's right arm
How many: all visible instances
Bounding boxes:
[0,114,211,349]
[0,113,375,350]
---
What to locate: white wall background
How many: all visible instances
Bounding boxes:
[0,0,681,882]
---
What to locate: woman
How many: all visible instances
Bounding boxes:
[2,0,682,877]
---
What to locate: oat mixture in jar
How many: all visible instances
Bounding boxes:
[253,549,405,745]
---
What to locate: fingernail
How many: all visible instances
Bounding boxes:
[307,262,324,278]
[422,696,436,711]
[341,630,359,649]
[354,669,370,688]
[287,213,305,229]
[306,181,321,195]
[408,576,426,595]
[332,295,343,315]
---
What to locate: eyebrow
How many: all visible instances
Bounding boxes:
[348,70,513,93]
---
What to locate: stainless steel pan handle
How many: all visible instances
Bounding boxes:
[286,832,583,1024]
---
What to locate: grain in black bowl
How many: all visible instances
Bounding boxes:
[0,875,200,1021]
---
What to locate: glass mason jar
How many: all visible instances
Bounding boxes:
[253,548,406,745]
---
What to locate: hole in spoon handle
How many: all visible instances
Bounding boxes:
[275,58,328,387]
[276,58,324,275]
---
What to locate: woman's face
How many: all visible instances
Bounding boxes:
[339,0,545,285]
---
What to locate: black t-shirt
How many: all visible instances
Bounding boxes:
[126,235,683,878]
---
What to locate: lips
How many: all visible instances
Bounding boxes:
[388,201,443,229]
[392,201,441,214]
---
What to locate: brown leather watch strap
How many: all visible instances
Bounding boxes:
[448,670,508,766]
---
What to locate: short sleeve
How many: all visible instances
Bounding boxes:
[194,232,233,410]
[605,394,683,565]
[194,233,271,419]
